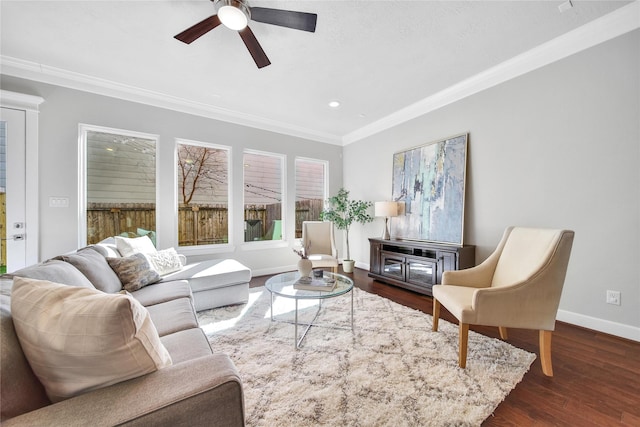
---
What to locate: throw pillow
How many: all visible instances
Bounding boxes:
[10,277,172,402]
[144,248,183,276]
[115,235,157,257]
[60,248,123,293]
[107,253,161,292]
[137,227,157,246]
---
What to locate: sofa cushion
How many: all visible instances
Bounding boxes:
[131,280,193,307]
[144,248,183,276]
[115,235,157,257]
[145,297,199,337]
[161,259,252,292]
[107,253,161,292]
[8,260,95,289]
[1,294,51,421]
[10,277,172,402]
[59,248,122,293]
[160,328,213,364]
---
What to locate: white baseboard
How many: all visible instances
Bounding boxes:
[556,309,640,342]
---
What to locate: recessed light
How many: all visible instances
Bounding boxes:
[328,100,341,108]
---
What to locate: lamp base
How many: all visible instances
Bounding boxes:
[381,217,391,240]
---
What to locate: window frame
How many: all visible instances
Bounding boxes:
[78,123,159,249]
[241,148,287,248]
[294,156,329,237]
[174,138,233,254]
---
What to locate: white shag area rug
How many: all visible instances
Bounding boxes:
[197,286,535,427]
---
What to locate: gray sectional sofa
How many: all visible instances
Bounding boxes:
[0,239,250,426]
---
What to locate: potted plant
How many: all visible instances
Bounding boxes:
[320,188,374,273]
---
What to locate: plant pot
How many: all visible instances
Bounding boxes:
[342,259,355,273]
[297,258,313,278]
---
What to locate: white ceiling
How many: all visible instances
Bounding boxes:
[0,1,634,144]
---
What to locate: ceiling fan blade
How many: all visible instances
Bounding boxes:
[239,27,271,69]
[174,15,221,44]
[249,7,317,32]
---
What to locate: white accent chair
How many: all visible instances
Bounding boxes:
[301,221,339,273]
[432,226,575,376]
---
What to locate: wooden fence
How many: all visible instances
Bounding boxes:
[86,199,323,245]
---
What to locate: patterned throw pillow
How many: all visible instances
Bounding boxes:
[107,253,161,292]
[144,248,183,276]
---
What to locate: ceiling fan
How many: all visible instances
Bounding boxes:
[174,0,317,69]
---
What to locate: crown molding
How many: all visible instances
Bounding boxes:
[343,1,640,145]
[0,89,44,111]
[0,56,343,146]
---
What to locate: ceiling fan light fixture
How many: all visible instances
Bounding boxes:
[215,0,250,30]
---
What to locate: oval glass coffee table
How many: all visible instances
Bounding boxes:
[265,271,354,349]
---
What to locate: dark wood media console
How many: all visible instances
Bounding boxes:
[368,238,475,296]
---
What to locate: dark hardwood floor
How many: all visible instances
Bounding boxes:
[250,268,640,426]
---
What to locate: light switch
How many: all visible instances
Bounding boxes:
[49,197,69,208]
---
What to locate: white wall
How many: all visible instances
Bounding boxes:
[0,76,343,275]
[344,30,640,340]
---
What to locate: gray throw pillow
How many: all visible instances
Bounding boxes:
[61,248,123,293]
[107,253,161,292]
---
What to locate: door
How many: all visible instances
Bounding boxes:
[1,107,27,272]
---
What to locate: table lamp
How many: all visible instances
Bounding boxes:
[375,201,398,240]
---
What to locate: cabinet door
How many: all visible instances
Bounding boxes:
[370,242,382,274]
[406,258,437,287]
[437,251,458,282]
[381,252,404,281]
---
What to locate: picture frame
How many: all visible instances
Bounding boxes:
[391,133,468,245]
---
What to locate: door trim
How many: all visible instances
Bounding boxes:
[1,90,44,266]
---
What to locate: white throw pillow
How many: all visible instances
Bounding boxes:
[10,277,172,402]
[115,235,157,257]
[144,248,184,276]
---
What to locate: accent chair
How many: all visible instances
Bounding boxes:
[301,221,339,273]
[431,226,575,376]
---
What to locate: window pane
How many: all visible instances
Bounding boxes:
[243,152,283,242]
[177,142,229,246]
[85,130,156,245]
[295,159,326,238]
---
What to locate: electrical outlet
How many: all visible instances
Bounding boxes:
[606,290,621,306]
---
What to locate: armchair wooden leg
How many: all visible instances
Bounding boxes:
[498,327,508,340]
[459,323,469,369]
[432,299,440,331]
[540,330,554,377]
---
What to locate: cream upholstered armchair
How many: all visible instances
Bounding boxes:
[301,221,339,273]
[432,227,575,376]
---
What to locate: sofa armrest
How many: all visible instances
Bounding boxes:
[3,354,244,427]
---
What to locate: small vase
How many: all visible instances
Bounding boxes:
[297,258,313,278]
[342,259,355,273]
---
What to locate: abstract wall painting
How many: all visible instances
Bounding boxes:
[391,133,468,245]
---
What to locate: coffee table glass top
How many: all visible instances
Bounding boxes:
[265,271,353,299]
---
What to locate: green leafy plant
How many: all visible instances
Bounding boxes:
[320,188,373,261]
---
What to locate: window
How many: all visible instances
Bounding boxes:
[177,140,230,246]
[243,151,284,242]
[295,158,327,238]
[81,125,157,246]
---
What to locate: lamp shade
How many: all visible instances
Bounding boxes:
[375,201,398,217]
